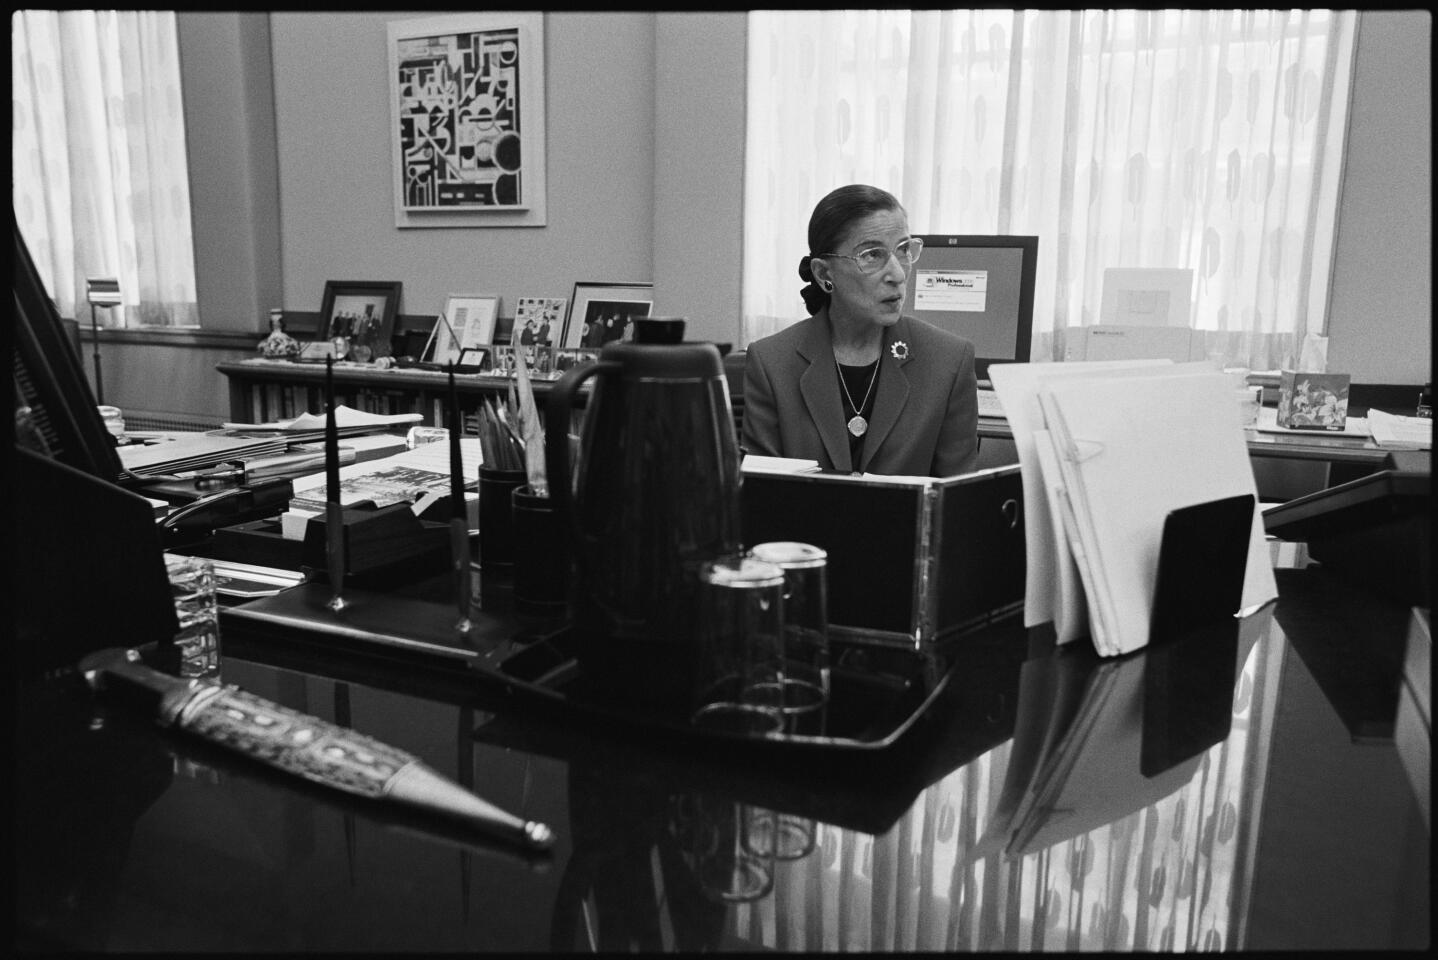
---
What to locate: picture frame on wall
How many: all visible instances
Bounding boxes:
[566,282,654,349]
[319,280,402,362]
[387,12,547,229]
[514,296,568,348]
[425,294,500,366]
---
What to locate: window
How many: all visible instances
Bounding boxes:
[12,9,199,328]
[743,10,1357,371]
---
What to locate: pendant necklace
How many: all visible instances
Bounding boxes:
[835,357,879,438]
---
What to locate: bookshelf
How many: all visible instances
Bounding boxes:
[216,359,586,434]
[220,352,751,437]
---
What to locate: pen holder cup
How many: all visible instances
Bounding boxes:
[512,484,569,612]
[479,468,527,574]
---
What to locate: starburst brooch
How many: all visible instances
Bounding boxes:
[890,340,910,361]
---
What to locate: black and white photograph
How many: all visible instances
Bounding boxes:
[10,9,1428,953]
[565,281,654,349]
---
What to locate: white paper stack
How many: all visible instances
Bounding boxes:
[1368,408,1432,450]
[991,360,1277,656]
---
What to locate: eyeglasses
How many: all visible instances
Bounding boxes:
[816,237,923,274]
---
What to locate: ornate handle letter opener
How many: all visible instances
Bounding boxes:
[78,647,555,852]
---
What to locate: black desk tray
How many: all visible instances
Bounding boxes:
[221,580,1026,760]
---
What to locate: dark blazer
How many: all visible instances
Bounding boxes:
[743,311,979,476]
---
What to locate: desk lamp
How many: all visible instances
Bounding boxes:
[85,277,122,405]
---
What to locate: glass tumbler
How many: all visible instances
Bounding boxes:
[691,555,787,735]
[749,541,830,736]
[164,553,220,679]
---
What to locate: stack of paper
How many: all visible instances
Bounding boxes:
[1368,409,1432,450]
[222,405,423,433]
[991,361,1277,656]
[281,438,483,539]
[119,433,289,477]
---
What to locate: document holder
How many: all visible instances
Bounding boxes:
[741,465,1025,650]
[1148,493,1256,644]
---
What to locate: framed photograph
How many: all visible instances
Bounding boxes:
[387,13,547,229]
[566,282,654,349]
[319,281,402,362]
[514,296,568,349]
[456,347,489,372]
[426,294,500,366]
[295,340,337,363]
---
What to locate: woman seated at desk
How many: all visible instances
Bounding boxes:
[743,184,979,477]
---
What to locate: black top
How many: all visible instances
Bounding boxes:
[11,562,1430,952]
[837,359,880,469]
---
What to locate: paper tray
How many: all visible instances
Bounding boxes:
[483,626,1007,756]
[221,582,1026,758]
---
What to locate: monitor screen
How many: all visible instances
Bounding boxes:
[904,234,1038,380]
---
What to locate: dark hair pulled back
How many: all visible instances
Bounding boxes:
[797,184,904,315]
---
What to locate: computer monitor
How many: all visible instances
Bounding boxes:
[905,234,1037,381]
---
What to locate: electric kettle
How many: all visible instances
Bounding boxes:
[546,318,742,713]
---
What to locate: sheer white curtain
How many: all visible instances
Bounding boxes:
[12,9,199,327]
[743,10,1357,371]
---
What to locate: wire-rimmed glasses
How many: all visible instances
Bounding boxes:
[816,236,923,274]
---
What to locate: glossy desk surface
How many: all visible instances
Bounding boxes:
[14,563,1428,952]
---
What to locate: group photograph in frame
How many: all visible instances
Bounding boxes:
[319,280,402,363]
[514,296,567,348]
[567,282,654,349]
[426,293,500,366]
[387,12,547,229]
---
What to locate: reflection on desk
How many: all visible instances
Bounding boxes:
[12,560,1428,952]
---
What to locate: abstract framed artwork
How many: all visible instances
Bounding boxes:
[565,282,654,349]
[318,280,402,362]
[387,13,547,229]
[426,294,500,366]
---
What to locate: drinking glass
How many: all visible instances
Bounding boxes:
[164,553,220,679]
[669,792,775,903]
[691,554,787,735]
[749,541,830,737]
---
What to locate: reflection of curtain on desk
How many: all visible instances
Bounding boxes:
[730,635,1283,950]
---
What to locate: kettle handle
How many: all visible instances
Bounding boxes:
[544,360,620,525]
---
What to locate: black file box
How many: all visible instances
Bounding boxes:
[741,465,1026,649]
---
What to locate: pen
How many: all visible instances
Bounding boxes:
[447,364,474,632]
[77,647,556,852]
[324,357,347,611]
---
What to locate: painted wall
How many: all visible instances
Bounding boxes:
[100,9,1428,425]
[177,12,283,331]
[270,12,657,333]
[651,13,747,346]
[1325,10,1433,384]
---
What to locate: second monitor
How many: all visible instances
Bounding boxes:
[904,234,1037,380]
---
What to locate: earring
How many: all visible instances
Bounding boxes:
[821,280,833,292]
